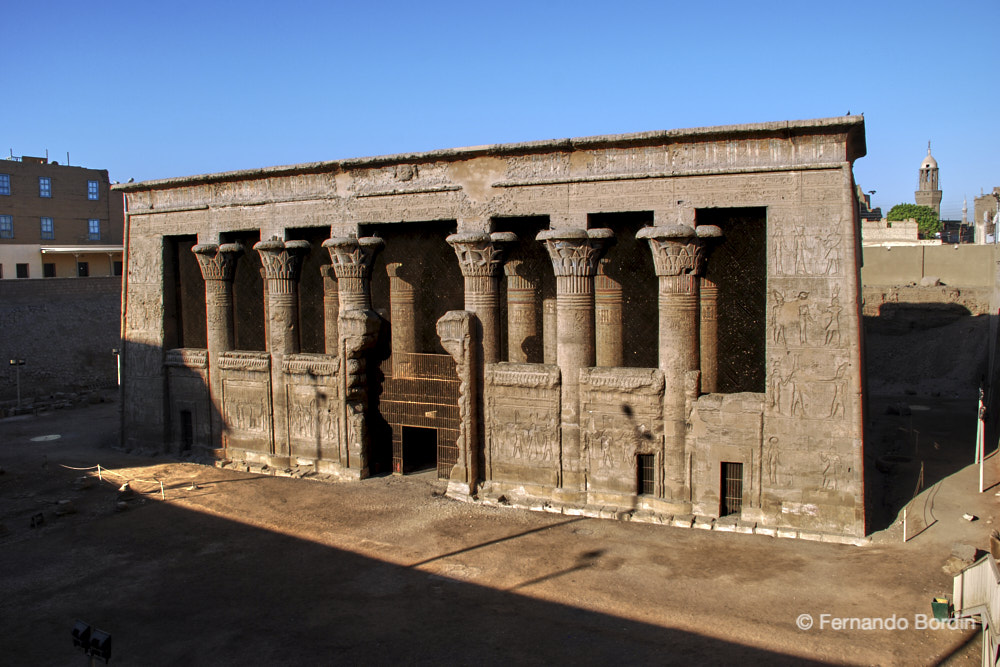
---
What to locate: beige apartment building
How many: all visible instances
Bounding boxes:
[0,155,124,279]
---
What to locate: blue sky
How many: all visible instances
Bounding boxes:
[5,0,997,219]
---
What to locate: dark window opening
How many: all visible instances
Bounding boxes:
[286,227,329,354]
[361,220,461,355]
[77,262,89,277]
[163,235,206,349]
[16,263,29,279]
[113,261,123,276]
[697,207,767,393]
[401,426,437,474]
[491,216,551,363]
[589,212,657,368]
[180,410,194,452]
[220,230,265,351]
[637,453,655,495]
[43,263,55,278]
[721,461,743,516]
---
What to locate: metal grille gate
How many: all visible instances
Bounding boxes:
[721,461,743,516]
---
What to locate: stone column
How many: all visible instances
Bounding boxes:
[504,258,540,363]
[323,236,384,477]
[386,261,417,375]
[446,231,516,365]
[542,296,557,364]
[537,227,614,495]
[699,277,719,393]
[595,257,624,367]
[637,224,721,501]
[321,265,339,355]
[339,309,381,478]
[437,310,477,499]
[192,242,243,451]
[254,238,311,464]
[322,236,385,313]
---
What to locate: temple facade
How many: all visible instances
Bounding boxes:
[116,116,868,541]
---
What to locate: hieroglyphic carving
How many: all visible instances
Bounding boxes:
[767,353,852,421]
[165,348,208,369]
[771,228,843,277]
[222,380,271,434]
[484,363,561,484]
[218,351,271,372]
[286,383,338,448]
[579,368,664,489]
[282,354,339,376]
[770,288,845,350]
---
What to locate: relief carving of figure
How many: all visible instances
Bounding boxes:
[796,292,813,345]
[792,226,808,275]
[821,233,841,275]
[820,451,842,490]
[765,436,781,485]
[824,293,842,347]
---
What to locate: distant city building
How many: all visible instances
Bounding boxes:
[0,155,124,278]
[914,142,942,217]
[974,187,1000,244]
[861,218,939,247]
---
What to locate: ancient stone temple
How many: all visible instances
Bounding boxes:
[116,116,868,542]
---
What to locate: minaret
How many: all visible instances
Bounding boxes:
[915,141,942,216]
[962,197,968,225]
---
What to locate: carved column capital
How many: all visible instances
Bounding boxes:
[323,236,384,281]
[636,225,721,277]
[192,243,244,281]
[253,238,311,289]
[446,231,517,277]
[536,228,614,278]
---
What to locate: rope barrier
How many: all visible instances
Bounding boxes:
[57,463,166,500]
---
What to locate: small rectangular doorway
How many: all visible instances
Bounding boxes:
[637,454,655,495]
[401,426,437,474]
[720,461,743,516]
[180,410,194,453]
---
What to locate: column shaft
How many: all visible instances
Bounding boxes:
[322,266,339,355]
[505,259,539,363]
[542,297,557,364]
[193,243,243,452]
[595,258,623,367]
[537,228,613,496]
[699,278,719,393]
[387,262,417,374]
[254,238,311,463]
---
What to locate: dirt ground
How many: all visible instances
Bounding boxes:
[1,397,996,666]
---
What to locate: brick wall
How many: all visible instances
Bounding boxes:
[0,277,121,400]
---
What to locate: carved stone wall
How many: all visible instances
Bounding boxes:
[118,116,868,540]
[282,353,341,467]
[484,364,561,490]
[218,351,273,460]
[579,368,664,499]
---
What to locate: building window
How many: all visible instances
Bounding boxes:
[43,263,56,278]
[16,263,29,278]
[0,215,12,238]
[88,219,101,240]
[113,261,123,276]
[40,217,54,240]
[88,180,99,200]
[0,174,9,195]
[39,177,51,197]
[77,261,89,277]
